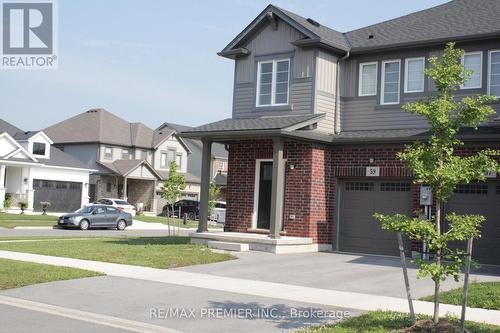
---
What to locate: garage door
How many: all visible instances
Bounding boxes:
[339,180,413,256]
[444,182,500,266]
[33,179,82,213]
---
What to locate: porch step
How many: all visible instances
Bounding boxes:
[207,240,249,252]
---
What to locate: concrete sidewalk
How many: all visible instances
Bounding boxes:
[1,250,499,326]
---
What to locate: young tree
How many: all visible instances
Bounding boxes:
[159,161,186,232]
[208,181,220,218]
[374,43,499,324]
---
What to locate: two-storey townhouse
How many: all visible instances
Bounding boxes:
[0,119,94,213]
[44,108,199,213]
[182,0,500,263]
[157,122,229,201]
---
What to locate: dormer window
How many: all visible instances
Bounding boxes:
[256,59,290,107]
[32,142,46,156]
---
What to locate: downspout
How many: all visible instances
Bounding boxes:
[335,37,351,134]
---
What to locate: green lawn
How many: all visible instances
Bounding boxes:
[420,282,500,310]
[0,236,234,268]
[134,215,222,229]
[0,212,57,228]
[297,311,500,333]
[0,258,102,290]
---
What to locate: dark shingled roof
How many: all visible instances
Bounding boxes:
[213,172,227,186]
[44,108,181,150]
[345,0,500,51]
[224,1,500,56]
[0,119,22,136]
[273,5,349,52]
[184,114,324,133]
[331,126,500,143]
[156,170,201,184]
[0,118,91,170]
[98,159,162,179]
[160,122,228,159]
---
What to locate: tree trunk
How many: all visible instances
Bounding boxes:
[460,237,474,332]
[433,202,442,324]
[397,232,416,324]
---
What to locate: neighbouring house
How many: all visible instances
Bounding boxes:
[183,0,500,263]
[44,109,200,214]
[157,123,228,200]
[0,119,94,213]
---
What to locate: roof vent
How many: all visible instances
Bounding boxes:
[306,18,320,27]
[368,34,374,39]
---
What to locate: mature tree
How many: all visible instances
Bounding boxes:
[160,161,186,221]
[374,43,499,324]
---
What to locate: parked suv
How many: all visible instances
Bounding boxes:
[95,198,136,217]
[161,199,199,220]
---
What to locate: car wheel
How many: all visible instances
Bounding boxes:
[117,220,127,231]
[188,212,195,220]
[79,219,89,231]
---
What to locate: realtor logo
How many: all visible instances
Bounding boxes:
[1,0,58,69]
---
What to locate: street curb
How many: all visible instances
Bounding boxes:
[12,226,59,230]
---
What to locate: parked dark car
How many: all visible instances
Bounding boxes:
[58,204,133,230]
[161,200,199,220]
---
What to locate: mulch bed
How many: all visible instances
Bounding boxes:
[404,320,468,333]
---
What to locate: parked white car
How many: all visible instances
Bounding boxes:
[95,198,136,217]
[213,201,226,224]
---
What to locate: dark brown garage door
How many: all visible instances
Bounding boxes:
[444,182,500,266]
[339,180,413,256]
[33,179,82,213]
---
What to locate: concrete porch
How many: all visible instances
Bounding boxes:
[190,231,321,254]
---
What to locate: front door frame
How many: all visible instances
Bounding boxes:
[252,158,286,230]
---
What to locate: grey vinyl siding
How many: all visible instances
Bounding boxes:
[316,91,336,132]
[339,39,500,131]
[314,50,338,133]
[232,19,315,118]
[56,144,104,172]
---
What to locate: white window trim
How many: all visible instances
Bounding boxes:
[160,152,168,168]
[381,59,401,105]
[404,57,425,93]
[461,51,483,90]
[104,146,113,160]
[488,49,500,97]
[256,58,290,107]
[358,62,378,96]
[32,142,47,157]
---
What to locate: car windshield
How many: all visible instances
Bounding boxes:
[76,206,94,214]
[114,200,130,205]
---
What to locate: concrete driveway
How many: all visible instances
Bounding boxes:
[1,276,359,333]
[176,251,500,299]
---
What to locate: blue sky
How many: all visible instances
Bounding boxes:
[0,0,447,131]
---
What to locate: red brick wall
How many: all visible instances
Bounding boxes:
[225,139,499,248]
[225,139,334,243]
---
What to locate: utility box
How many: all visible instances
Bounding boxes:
[420,186,433,206]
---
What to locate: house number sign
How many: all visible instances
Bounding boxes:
[366,166,380,177]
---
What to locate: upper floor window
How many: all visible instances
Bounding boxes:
[358,62,377,96]
[121,148,130,159]
[404,57,425,93]
[32,142,46,156]
[381,59,401,105]
[462,52,482,89]
[175,153,182,169]
[104,147,113,160]
[256,59,290,107]
[488,50,500,97]
[161,148,176,168]
[138,149,147,160]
